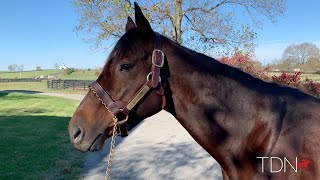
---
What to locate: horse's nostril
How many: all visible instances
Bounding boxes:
[74,127,81,138]
[73,126,83,144]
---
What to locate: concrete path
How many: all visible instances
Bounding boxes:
[83,110,222,180]
[1,90,222,179]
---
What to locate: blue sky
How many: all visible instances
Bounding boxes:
[0,1,319,71]
[255,1,320,64]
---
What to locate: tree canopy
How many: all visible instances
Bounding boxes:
[270,42,320,72]
[73,0,286,55]
[282,42,320,69]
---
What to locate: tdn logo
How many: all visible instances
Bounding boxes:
[257,157,312,173]
[257,157,311,173]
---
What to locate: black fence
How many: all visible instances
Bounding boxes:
[47,80,93,90]
[0,78,42,83]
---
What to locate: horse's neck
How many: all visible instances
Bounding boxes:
[162,39,282,175]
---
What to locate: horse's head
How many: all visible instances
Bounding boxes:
[68,3,166,152]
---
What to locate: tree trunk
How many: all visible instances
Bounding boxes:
[173,0,182,44]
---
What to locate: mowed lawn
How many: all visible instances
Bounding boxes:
[0,69,97,80]
[0,82,88,95]
[0,69,62,79]
[0,92,85,179]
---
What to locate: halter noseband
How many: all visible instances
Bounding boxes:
[89,33,166,137]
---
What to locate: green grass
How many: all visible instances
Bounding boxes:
[0,69,63,79]
[61,70,97,80]
[0,69,97,80]
[0,82,89,95]
[0,92,85,179]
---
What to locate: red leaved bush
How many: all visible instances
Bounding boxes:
[218,53,320,98]
[218,54,269,80]
[271,72,301,87]
[271,72,320,98]
[301,79,320,98]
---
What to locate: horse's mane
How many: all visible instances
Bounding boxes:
[162,35,313,99]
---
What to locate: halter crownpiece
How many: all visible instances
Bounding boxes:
[89,32,166,137]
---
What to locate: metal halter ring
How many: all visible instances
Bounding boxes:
[147,72,161,82]
[116,115,128,126]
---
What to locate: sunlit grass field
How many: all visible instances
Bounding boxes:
[0,69,62,79]
[0,92,85,179]
[0,82,89,95]
[0,69,97,80]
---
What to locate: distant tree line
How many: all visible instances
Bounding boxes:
[269,42,320,72]
[8,64,24,72]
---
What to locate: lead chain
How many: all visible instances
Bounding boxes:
[89,87,118,180]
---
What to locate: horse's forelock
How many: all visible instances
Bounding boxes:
[100,28,146,78]
[111,28,146,61]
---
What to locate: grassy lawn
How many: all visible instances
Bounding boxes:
[61,70,97,80]
[0,92,85,179]
[0,70,63,79]
[0,82,89,95]
[0,69,97,80]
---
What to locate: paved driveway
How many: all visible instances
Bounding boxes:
[83,110,222,180]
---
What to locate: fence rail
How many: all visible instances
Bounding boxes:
[0,78,41,83]
[47,80,93,90]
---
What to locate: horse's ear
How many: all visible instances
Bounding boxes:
[134,2,153,35]
[125,16,136,32]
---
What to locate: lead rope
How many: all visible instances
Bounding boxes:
[89,87,118,180]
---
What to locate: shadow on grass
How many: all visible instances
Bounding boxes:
[2,108,53,114]
[0,115,85,179]
[1,90,43,94]
[0,91,48,101]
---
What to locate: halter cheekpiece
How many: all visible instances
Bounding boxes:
[89,33,166,137]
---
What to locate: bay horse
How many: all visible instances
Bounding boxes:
[69,2,320,179]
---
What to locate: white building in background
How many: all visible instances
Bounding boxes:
[59,64,68,70]
[294,68,301,72]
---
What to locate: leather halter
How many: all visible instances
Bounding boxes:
[89,33,166,137]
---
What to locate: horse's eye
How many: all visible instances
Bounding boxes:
[120,63,133,72]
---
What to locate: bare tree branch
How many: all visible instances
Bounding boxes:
[72,0,286,54]
[183,0,228,14]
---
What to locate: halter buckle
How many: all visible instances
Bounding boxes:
[152,49,164,67]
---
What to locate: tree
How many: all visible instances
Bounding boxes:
[304,56,320,72]
[18,64,24,72]
[8,64,19,72]
[73,0,286,54]
[8,64,15,72]
[36,66,42,71]
[54,63,59,69]
[270,58,295,72]
[282,42,320,70]
[13,64,19,71]
[17,65,24,78]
